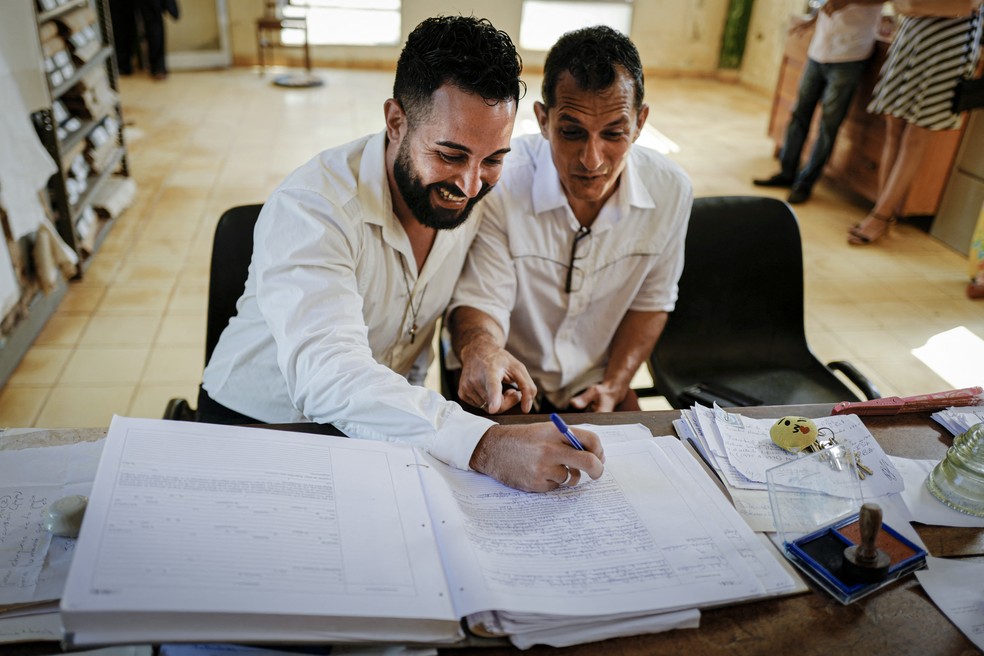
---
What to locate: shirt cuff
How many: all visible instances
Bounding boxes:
[428,405,497,471]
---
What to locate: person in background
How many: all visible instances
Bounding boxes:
[109,0,178,80]
[201,16,604,493]
[850,0,983,245]
[754,0,884,204]
[448,26,692,415]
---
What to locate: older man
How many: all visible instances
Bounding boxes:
[449,26,693,415]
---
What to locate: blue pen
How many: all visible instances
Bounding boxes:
[550,413,585,451]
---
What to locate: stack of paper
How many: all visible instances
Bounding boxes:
[0,438,104,644]
[675,405,904,531]
[931,406,984,436]
[60,417,802,649]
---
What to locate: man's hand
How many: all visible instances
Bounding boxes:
[458,342,537,414]
[451,306,537,413]
[569,380,628,413]
[470,423,605,492]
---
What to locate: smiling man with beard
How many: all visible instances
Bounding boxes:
[201,16,604,493]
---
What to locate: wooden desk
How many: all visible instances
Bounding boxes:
[4,407,982,655]
[471,405,982,656]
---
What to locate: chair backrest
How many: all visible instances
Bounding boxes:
[650,196,832,403]
[204,204,263,365]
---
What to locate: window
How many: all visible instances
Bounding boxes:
[519,0,632,51]
[282,0,401,47]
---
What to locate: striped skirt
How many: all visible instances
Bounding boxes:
[867,11,983,130]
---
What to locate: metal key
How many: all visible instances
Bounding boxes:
[855,450,874,480]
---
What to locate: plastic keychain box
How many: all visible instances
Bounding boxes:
[766,444,927,604]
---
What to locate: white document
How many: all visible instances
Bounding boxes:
[576,422,654,444]
[507,608,700,649]
[931,406,984,436]
[422,437,797,623]
[63,417,796,648]
[161,645,436,656]
[891,456,984,528]
[691,404,766,490]
[0,439,104,606]
[0,239,19,320]
[0,610,62,644]
[63,417,460,646]
[714,412,904,497]
[0,51,57,241]
[916,556,984,651]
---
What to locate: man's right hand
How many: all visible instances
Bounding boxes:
[458,341,537,414]
[470,422,605,492]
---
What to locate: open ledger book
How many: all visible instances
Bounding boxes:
[61,416,799,648]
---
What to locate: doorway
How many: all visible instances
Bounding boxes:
[167,0,230,70]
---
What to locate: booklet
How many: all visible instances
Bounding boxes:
[61,416,798,648]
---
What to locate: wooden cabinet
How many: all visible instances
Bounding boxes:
[767,18,964,217]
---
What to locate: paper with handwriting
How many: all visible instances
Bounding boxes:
[0,439,103,606]
[707,407,903,497]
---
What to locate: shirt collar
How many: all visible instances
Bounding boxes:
[358,130,460,280]
[530,138,657,231]
[359,131,416,262]
[359,131,392,231]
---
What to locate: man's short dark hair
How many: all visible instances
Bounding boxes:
[394,15,525,126]
[542,26,644,111]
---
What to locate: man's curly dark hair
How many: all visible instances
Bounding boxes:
[394,15,525,126]
[542,26,644,111]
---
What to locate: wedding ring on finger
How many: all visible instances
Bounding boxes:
[559,465,573,487]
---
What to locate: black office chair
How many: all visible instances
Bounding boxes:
[649,196,880,409]
[163,204,263,421]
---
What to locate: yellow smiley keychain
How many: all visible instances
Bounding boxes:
[769,416,818,453]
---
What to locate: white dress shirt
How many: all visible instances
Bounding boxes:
[448,134,692,407]
[202,131,494,470]
[809,4,883,64]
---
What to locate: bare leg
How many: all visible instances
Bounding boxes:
[879,115,905,194]
[850,120,932,245]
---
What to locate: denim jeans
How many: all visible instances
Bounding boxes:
[780,57,867,190]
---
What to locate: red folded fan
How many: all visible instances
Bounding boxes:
[831,386,984,416]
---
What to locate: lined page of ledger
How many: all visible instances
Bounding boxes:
[62,417,461,645]
[422,435,798,627]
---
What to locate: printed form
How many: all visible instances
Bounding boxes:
[422,436,797,622]
[65,420,456,625]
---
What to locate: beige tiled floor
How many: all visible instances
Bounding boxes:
[2,67,984,428]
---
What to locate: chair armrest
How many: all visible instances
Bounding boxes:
[826,360,881,400]
[164,397,196,421]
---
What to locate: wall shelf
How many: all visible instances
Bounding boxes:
[0,0,131,389]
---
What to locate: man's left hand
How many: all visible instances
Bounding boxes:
[569,382,641,413]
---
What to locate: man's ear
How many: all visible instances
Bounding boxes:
[633,103,650,141]
[384,98,408,143]
[533,101,549,138]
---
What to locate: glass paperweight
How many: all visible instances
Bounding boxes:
[927,423,984,517]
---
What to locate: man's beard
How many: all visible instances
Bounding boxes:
[393,140,492,230]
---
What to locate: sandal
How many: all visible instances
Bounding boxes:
[848,213,895,246]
